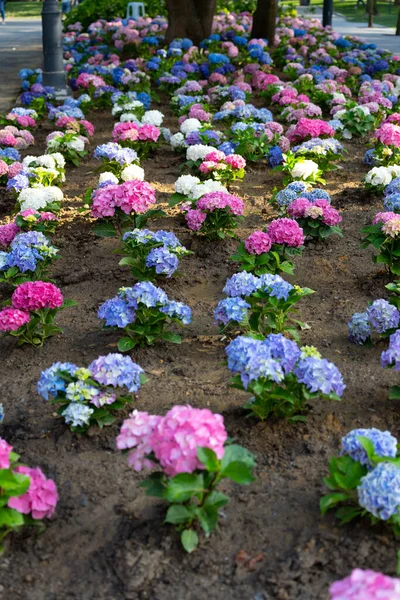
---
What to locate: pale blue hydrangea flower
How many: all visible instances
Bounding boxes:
[341,428,397,467]
[358,462,400,520]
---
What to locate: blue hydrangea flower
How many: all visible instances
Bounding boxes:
[263,334,301,374]
[98,297,136,328]
[0,404,3,423]
[385,177,400,197]
[6,246,43,272]
[37,362,79,400]
[65,380,99,403]
[145,247,179,277]
[268,146,283,167]
[294,357,345,396]
[153,230,181,248]
[88,353,144,392]
[62,403,94,428]
[214,297,250,326]
[225,335,263,373]
[242,346,285,389]
[348,312,371,344]
[121,282,168,308]
[258,274,293,301]
[384,193,400,212]
[123,229,155,244]
[160,301,192,324]
[223,272,260,297]
[302,188,331,202]
[358,462,400,520]
[275,182,308,207]
[366,299,400,333]
[341,428,397,467]
[381,330,400,370]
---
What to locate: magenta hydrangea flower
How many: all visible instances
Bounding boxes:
[8,466,58,520]
[0,222,19,248]
[11,281,64,312]
[244,230,272,255]
[196,191,244,215]
[116,410,162,471]
[267,218,305,247]
[330,569,400,599]
[225,154,246,169]
[0,437,12,469]
[287,197,312,218]
[0,307,30,331]
[185,209,207,231]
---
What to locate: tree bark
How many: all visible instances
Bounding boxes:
[366,0,379,16]
[397,8,400,34]
[165,0,217,46]
[250,0,277,47]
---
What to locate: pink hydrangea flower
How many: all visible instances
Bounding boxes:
[114,179,156,215]
[286,118,335,143]
[0,160,8,177]
[7,161,23,178]
[8,466,58,520]
[373,212,397,225]
[91,184,118,218]
[0,307,30,331]
[225,154,246,169]
[0,222,19,247]
[151,405,228,477]
[196,191,244,216]
[0,437,12,469]
[12,281,64,312]
[287,197,312,218]
[185,209,207,231]
[267,218,305,247]
[80,120,95,136]
[382,216,400,238]
[117,410,162,471]
[244,230,272,255]
[322,206,342,226]
[375,123,400,147]
[204,150,225,163]
[330,569,400,600]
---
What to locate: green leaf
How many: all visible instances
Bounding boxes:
[221,444,256,471]
[93,222,116,238]
[390,386,400,400]
[165,504,193,525]
[161,331,182,344]
[169,192,186,207]
[62,298,78,308]
[220,461,256,484]
[164,473,204,503]
[0,470,30,496]
[117,337,136,352]
[335,506,363,524]
[357,436,376,463]
[203,490,229,509]
[320,492,349,515]
[140,472,165,498]
[119,257,138,266]
[0,507,25,527]
[181,529,198,553]
[195,505,218,536]
[197,447,220,472]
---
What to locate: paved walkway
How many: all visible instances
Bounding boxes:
[0,19,42,112]
[298,6,399,53]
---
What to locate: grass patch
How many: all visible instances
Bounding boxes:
[6,2,42,18]
[282,0,399,28]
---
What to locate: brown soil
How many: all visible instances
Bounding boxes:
[0,107,397,600]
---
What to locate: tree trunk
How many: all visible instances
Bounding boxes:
[395,0,400,7]
[366,0,379,16]
[250,0,277,47]
[397,9,400,34]
[165,0,216,46]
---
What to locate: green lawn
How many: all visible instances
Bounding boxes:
[281,0,399,28]
[6,1,42,18]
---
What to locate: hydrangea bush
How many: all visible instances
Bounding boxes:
[37,353,146,432]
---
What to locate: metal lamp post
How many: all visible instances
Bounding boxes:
[322,0,333,27]
[41,0,69,98]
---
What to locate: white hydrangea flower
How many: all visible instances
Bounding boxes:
[43,186,64,203]
[99,172,119,185]
[358,106,371,116]
[191,180,228,199]
[334,110,346,120]
[120,113,141,123]
[186,144,215,162]
[18,189,48,211]
[170,132,185,148]
[68,138,85,152]
[141,110,164,127]
[174,175,200,196]
[290,160,319,180]
[51,152,66,168]
[160,127,171,142]
[389,165,400,178]
[365,166,392,187]
[121,164,145,181]
[180,118,202,136]
[342,129,353,140]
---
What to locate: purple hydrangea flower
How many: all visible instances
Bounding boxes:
[263,334,301,374]
[358,462,400,520]
[341,428,398,467]
[98,297,136,328]
[223,272,260,297]
[381,330,400,370]
[366,299,400,333]
[241,345,284,389]
[348,312,371,345]
[214,297,250,325]
[294,357,345,396]
[145,247,179,277]
[88,353,144,392]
